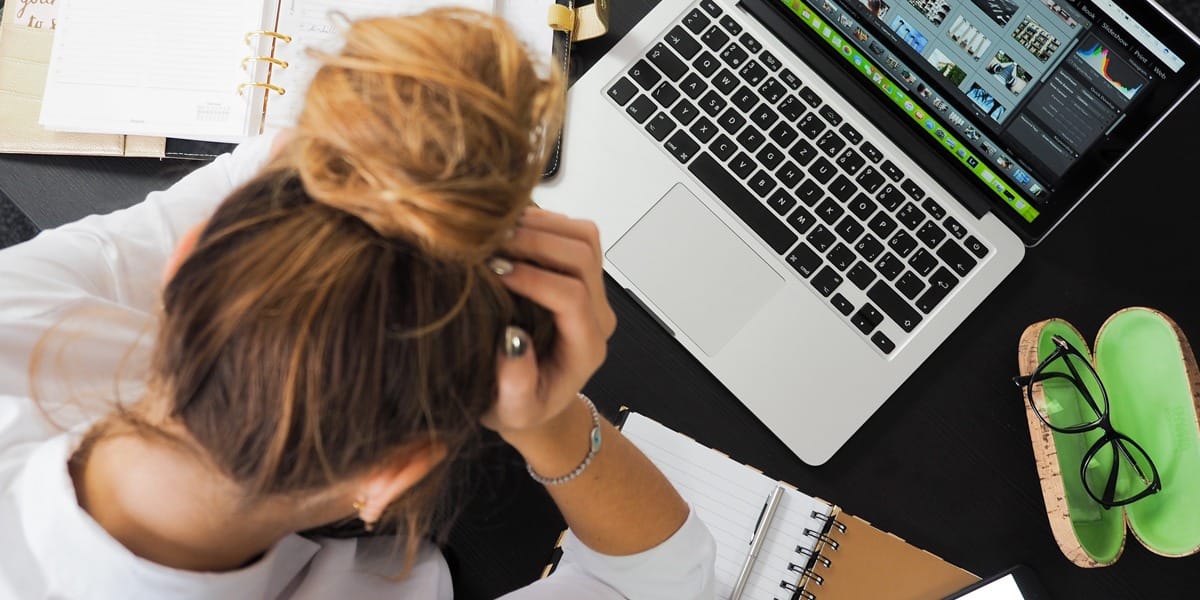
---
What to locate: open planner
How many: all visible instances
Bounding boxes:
[576,413,980,600]
[35,0,560,144]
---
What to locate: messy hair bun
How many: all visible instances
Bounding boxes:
[289,9,564,262]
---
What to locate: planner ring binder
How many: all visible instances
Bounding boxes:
[810,510,847,534]
[803,528,841,550]
[238,82,287,96]
[240,31,291,98]
[243,56,290,70]
[244,30,294,45]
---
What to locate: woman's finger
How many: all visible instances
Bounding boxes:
[496,261,605,377]
[480,326,542,432]
[505,227,596,281]
[519,208,603,262]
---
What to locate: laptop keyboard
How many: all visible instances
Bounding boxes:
[604,0,991,355]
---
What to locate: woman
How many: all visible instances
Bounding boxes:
[0,10,715,599]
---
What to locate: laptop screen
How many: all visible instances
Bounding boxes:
[770,0,1200,242]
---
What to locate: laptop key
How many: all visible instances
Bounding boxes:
[848,262,876,290]
[729,151,756,178]
[739,32,762,53]
[629,60,662,90]
[876,253,904,280]
[871,332,896,354]
[789,139,817,166]
[896,271,925,299]
[719,15,743,35]
[836,148,865,175]
[739,61,768,87]
[867,212,897,239]
[760,79,787,105]
[965,235,989,258]
[799,86,822,108]
[626,96,656,123]
[849,193,876,221]
[731,86,758,112]
[664,131,700,164]
[807,225,836,253]
[693,51,721,77]
[777,162,804,189]
[813,267,844,297]
[780,68,802,89]
[916,221,947,249]
[831,293,855,316]
[769,189,798,216]
[880,160,904,182]
[779,96,806,121]
[761,51,782,72]
[867,283,921,333]
[688,153,798,254]
[786,243,823,278]
[808,157,836,184]
[819,105,843,127]
[797,179,823,206]
[679,73,708,99]
[815,198,844,225]
[816,130,846,156]
[851,303,884,334]
[896,203,925,230]
[666,26,702,59]
[839,123,863,145]
[701,26,730,51]
[645,113,677,141]
[855,234,884,262]
[834,217,864,243]
[944,216,967,239]
[719,43,749,68]
[683,8,711,34]
[712,68,739,94]
[648,43,688,81]
[829,243,856,271]
[750,106,779,130]
[699,90,727,116]
[700,0,722,16]
[798,113,826,139]
[690,117,717,143]
[855,166,885,194]
[877,184,905,211]
[860,141,884,163]
[717,108,746,134]
[652,82,681,108]
[828,175,856,203]
[757,143,784,170]
[908,249,937,276]
[608,77,638,106]
[736,128,765,152]
[747,170,777,198]
[901,179,925,199]
[917,267,959,313]
[889,230,918,257]
[937,239,978,277]
[768,122,799,149]
[921,198,946,220]
[710,134,736,161]
[786,205,816,233]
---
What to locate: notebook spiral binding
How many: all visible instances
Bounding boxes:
[239,30,292,97]
[785,510,849,600]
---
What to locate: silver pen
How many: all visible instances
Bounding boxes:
[730,485,786,600]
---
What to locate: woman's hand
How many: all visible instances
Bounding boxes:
[480,207,617,444]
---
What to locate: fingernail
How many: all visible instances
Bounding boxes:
[504,326,529,358]
[488,257,514,276]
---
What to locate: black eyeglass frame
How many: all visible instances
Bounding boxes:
[1013,335,1162,509]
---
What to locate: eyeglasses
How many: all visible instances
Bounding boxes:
[1013,335,1161,509]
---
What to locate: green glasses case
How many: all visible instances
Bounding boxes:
[1017,307,1200,567]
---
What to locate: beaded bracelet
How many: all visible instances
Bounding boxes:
[526,393,602,486]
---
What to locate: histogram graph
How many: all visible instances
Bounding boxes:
[1077,38,1148,100]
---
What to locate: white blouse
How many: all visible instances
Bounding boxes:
[0,133,717,600]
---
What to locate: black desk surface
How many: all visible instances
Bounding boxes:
[4,1,1200,598]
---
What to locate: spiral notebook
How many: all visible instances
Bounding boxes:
[545,412,979,599]
[35,0,566,145]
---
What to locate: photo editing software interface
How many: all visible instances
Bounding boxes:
[779,0,1188,223]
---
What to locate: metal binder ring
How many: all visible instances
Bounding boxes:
[244,30,293,46]
[242,56,289,71]
[803,528,840,551]
[787,563,824,585]
[795,545,832,568]
[810,510,848,534]
[238,82,287,96]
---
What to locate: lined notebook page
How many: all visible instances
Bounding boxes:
[39,0,270,141]
[622,413,834,600]
[265,0,496,130]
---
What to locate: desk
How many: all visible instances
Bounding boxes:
[3,1,1200,598]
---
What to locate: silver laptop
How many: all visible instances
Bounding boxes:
[534,0,1200,464]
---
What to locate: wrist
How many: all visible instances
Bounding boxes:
[504,395,600,482]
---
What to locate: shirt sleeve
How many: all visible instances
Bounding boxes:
[499,507,717,600]
[0,132,278,406]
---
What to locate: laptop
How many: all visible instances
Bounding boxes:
[533,0,1200,464]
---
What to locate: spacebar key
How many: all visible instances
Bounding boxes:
[689,153,798,254]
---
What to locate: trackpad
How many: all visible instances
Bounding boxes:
[607,184,784,356]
